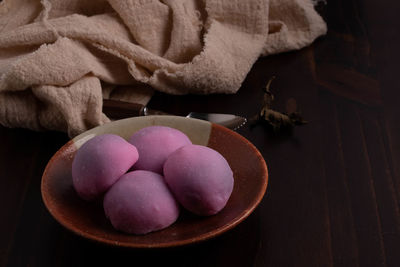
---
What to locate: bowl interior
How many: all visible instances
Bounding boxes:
[41,116,268,248]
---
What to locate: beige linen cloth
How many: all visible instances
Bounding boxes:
[0,0,326,137]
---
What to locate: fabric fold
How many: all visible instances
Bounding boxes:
[0,0,326,137]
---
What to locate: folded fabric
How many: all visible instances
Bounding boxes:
[0,0,326,137]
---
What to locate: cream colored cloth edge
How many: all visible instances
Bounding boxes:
[0,0,326,137]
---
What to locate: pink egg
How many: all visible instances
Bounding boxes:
[72,134,139,201]
[163,144,234,216]
[103,170,180,235]
[128,126,192,174]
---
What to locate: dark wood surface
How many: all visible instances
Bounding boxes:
[1,1,400,266]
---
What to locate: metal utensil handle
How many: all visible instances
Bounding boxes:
[103,99,145,119]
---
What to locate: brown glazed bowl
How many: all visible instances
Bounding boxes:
[41,116,268,248]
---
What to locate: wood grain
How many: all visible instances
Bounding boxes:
[1,0,400,266]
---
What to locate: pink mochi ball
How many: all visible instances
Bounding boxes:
[128,126,192,174]
[163,144,234,216]
[103,170,180,235]
[72,134,139,201]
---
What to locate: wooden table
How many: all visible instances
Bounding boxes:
[1,1,399,266]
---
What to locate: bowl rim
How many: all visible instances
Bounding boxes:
[41,116,268,248]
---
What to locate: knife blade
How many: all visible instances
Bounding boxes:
[103,99,247,130]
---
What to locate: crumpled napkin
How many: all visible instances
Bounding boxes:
[0,0,326,137]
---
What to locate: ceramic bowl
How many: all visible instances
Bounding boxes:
[41,115,268,248]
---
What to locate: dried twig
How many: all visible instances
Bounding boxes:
[251,76,307,133]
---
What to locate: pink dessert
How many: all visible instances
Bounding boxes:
[72,134,139,201]
[163,144,234,216]
[103,170,180,235]
[128,126,192,174]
